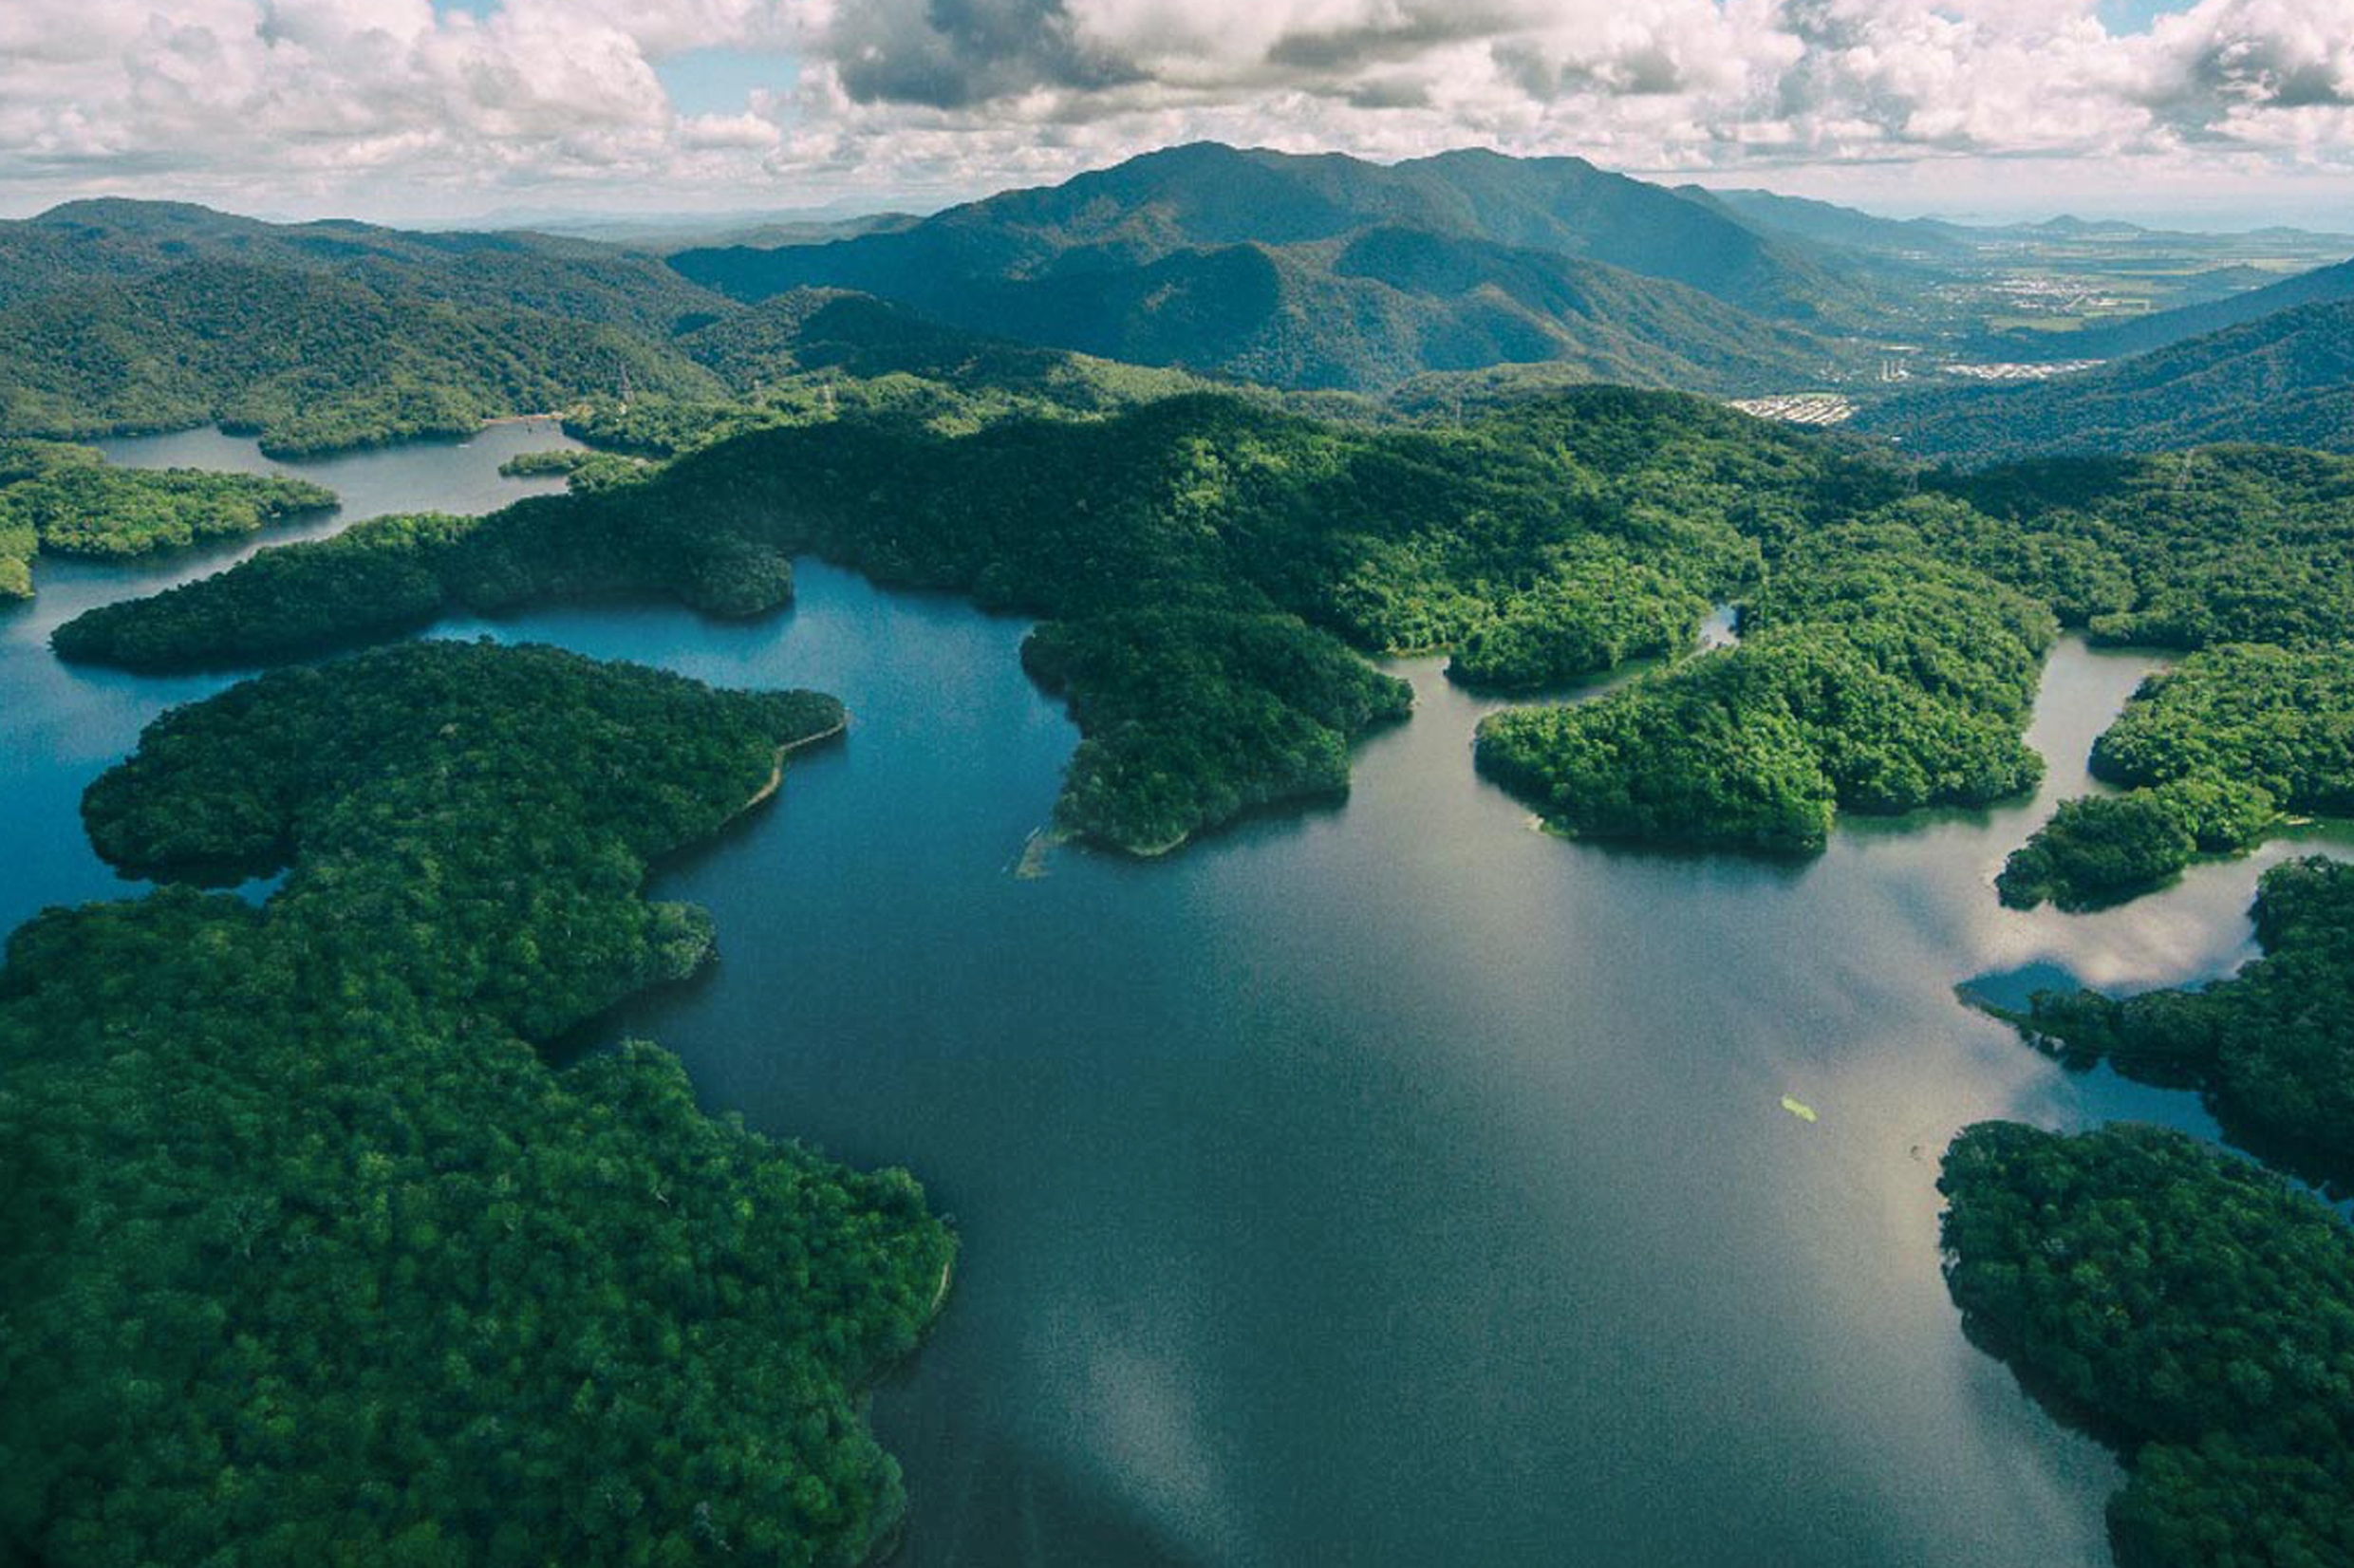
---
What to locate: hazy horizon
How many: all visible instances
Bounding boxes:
[8,142,2351,241]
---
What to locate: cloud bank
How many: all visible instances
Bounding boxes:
[2,0,2350,220]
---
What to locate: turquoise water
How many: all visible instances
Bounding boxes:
[4,427,2337,1566]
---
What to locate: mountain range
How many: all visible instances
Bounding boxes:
[669,141,1873,393]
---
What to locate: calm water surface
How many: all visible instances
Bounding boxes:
[3,428,2341,1567]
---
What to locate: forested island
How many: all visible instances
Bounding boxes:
[1939,1121,2354,1568]
[0,641,952,1566]
[0,437,334,598]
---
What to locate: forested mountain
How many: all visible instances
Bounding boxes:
[0,198,1207,457]
[1,197,729,329]
[1859,298,2354,461]
[0,262,724,457]
[1687,187,1971,264]
[668,142,1867,392]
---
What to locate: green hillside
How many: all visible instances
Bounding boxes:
[1860,298,2354,462]
[0,201,1215,459]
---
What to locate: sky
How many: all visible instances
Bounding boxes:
[3,0,2352,229]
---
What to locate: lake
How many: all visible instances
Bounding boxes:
[4,426,2340,1567]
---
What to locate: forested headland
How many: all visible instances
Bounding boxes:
[0,437,334,598]
[1999,645,2354,910]
[1947,447,2354,909]
[1939,1121,2354,1568]
[0,640,952,1567]
[50,385,2354,863]
[1996,856,2354,1191]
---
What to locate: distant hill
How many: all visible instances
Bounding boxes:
[669,142,1868,393]
[1859,297,2354,462]
[0,201,1211,457]
[2058,255,2354,359]
[0,260,723,457]
[4,198,729,330]
[1686,187,1971,265]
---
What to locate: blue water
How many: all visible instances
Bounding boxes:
[5,428,2342,1567]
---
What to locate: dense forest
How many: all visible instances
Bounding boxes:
[54,385,2354,860]
[1999,645,2354,909]
[2003,856,2354,1191]
[0,438,334,597]
[1939,1121,2354,1568]
[0,200,1205,457]
[0,641,951,1566]
[1475,521,2055,849]
[56,387,1874,852]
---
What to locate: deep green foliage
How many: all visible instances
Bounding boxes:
[2,196,732,329]
[0,641,949,1567]
[0,262,726,457]
[563,291,1208,459]
[1939,446,2354,649]
[497,448,599,477]
[2091,645,2354,809]
[58,387,1864,851]
[2001,644,2354,909]
[2014,856,2354,1188]
[1994,784,2259,911]
[0,204,1190,460]
[1939,1121,2354,1568]
[1475,527,2054,850]
[1022,608,1411,850]
[0,438,333,598]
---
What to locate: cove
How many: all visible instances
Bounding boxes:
[0,422,578,934]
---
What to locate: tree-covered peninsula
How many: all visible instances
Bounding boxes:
[1939,1121,2354,1568]
[0,640,951,1568]
[1999,644,2353,910]
[50,387,2354,860]
[0,437,334,598]
[55,388,1858,853]
[1999,855,2354,1191]
[1475,521,2055,850]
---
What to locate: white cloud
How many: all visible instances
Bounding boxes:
[0,0,2350,221]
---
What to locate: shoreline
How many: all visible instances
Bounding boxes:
[732,717,850,818]
[927,1256,953,1321]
